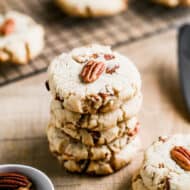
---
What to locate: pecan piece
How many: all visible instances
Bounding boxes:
[80,60,105,83]
[106,64,120,74]
[99,92,109,100]
[170,146,190,171]
[0,172,32,189]
[91,53,99,59]
[104,54,115,60]
[127,122,140,137]
[73,55,88,63]
[0,18,15,35]
[159,136,168,143]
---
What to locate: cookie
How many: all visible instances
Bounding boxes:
[47,44,141,114]
[50,116,139,146]
[152,0,190,7]
[47,123,138,161]
[133,134,190,190]
[51,92,142,131]
[53,134,140,175]
[54,0,128,17]
[0,11,44,64]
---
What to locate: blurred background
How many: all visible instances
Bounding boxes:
[0,0,190,86]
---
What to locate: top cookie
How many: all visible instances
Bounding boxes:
[0,11,44,64]
[55,0,128,17]
[152,0,190,7]
[48,44,141,114]
[139,134,190,190]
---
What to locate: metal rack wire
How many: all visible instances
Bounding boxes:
[0,0,190,86]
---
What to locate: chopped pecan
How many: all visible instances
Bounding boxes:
[80,60,105,83]
[0,172,32,189]
[0,18,15,35]
[99,92,113,100]
[91,53,99,59]
[104,54,115,60]
[158,163,165,168]
[171,146,190,171]
[72,55,88,63]
[158,136,168,143]
[106,64,119,74]
[127,122,140,137]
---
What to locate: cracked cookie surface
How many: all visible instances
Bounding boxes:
[51,92,142,131]
[48,44,141,114]
[50,116,139,146]
[47,123,139,161]
[54,0,128,17]
[51,133,140,175]
[133,134,190,190]
[0,11,44,64]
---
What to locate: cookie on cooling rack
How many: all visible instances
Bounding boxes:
[132,134,190,190]
[152,0,190,7]
[54,0,128,17]
[0,11,45,65]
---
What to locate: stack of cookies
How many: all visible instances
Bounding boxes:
[46,44,142,175]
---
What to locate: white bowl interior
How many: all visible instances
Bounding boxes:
[0,164,54,190]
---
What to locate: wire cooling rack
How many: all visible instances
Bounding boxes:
[0,0,190,86]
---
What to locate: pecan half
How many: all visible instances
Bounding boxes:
[73,54,99,64]
[170,146,190,171]
[0,172,32,189]
[0,18,15,35]
[104,54,115,60]
[80,60,105,83]
[106,64,120,74]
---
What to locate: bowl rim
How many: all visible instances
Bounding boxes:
[0,164,54,190]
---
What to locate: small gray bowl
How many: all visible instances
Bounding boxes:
[0,164,54,190]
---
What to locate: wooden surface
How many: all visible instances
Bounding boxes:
[0,29,190,190]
